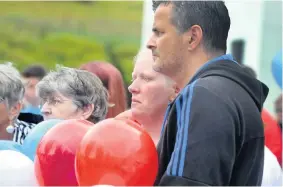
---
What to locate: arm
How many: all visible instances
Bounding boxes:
[159,85,237,186]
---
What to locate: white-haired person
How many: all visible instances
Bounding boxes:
[0,63,36,144]
[36,66,109,124]
[116,49,179,145]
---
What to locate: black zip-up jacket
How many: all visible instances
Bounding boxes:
[154,59,269,186]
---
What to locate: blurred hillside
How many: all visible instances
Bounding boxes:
[0,1,143,85]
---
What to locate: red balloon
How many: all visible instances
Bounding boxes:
[262,109,277,127]
[34,119,92,186]
[262,109,282,166]
[75,118,158,186]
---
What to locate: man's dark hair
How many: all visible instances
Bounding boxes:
[21,65,47,80]
[152,1,231,53]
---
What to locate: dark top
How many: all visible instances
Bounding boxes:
[18,112,43,124]
[154,55,269,186]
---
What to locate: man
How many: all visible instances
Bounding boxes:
[21,65,46,115]
[18,65,46,124]
[0,63,36,144]
[147,1,269,186]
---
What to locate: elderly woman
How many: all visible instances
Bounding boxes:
[0,63,36,144]
[36,66,108,124]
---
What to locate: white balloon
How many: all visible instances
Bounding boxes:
[0,150,38,186]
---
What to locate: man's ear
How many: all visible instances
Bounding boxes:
[184,25,203,51]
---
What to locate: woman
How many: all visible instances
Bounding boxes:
[117,49,179,145]
[80,62,127,118]
[36,66,108,124]
[0,63,36,144]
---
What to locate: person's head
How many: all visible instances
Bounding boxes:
[147,1,230,84]
[0,63,25,136]
[21,65,47,106]
[36,66,108,123]
[275,94,282,126]
[128,49,178,125]
[80,62,127,118]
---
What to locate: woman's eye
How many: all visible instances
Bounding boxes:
[143,77,152,82]
[51,99,61,105]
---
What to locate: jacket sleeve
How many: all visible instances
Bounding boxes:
[158,84,237,186]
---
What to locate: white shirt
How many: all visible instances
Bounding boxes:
[262,146,282,186]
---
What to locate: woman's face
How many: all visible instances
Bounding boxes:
[128,52,176,124]
[40,92,84,121]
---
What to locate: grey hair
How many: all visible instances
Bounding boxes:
[0,63,25,109]
[36,65,109,123]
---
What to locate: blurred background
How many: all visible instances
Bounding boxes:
[0,0,282,115]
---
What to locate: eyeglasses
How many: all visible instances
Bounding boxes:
[39,97,73,108]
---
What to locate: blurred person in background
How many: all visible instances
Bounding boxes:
[36,66,108,124]
[21,64,47,115]
[80,62,127,118]
[241,64,282,185]
[116,49,179,145]
[265,93,282,167]
[0,63,36,144]
[245,58,283,166]
[274,94,282,130]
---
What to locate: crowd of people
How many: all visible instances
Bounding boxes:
[0,0,282,186]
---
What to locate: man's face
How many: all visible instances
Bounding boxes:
[22,77,40,106]
[147,4,188,80]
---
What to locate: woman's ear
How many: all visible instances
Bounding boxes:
[8,102,22,124]
[81,104,94,120]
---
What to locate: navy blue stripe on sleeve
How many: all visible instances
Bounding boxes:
[169,97,182,176]
[166,81,197,176]
[167,86,188,176]
[178,80,196,176]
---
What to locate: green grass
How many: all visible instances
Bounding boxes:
[0,1,143,21]
[0,1,144,85]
